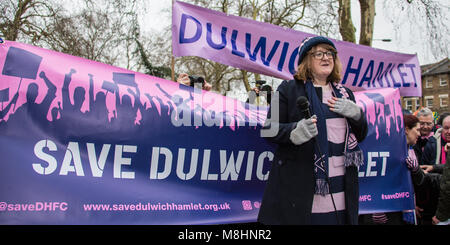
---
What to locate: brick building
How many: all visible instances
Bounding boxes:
[402,58,449,118]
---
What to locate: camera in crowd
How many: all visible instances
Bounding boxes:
[255,80,266,88]
[246,80,273,105]
[254,80,272,96]
[189,75,205,88]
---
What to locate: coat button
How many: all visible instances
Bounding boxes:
[292,203,296,208]
[278,160,283,165]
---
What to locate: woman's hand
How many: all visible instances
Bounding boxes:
[327,97,361,121]
[289,115,318,145]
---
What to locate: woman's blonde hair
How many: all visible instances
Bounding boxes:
[294,44,342,84]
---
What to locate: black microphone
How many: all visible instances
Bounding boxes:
[296,96,311,118]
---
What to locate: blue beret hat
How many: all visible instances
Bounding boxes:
[297,36,336,66]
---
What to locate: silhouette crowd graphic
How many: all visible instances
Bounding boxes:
[0,46,270,148]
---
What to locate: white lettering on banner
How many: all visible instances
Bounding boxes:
[60,142,85,176]
[114,144,136,179]
[359,151,390,177]
[150,147,173,180]
[32,140,58,175]
[150,147,272,181]
[32,139,272,181]
[87,143,111,177]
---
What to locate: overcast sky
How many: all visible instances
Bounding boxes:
[143,0,449,66]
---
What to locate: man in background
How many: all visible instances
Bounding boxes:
[414,108,435,165]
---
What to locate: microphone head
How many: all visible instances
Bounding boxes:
[296,96,310,110]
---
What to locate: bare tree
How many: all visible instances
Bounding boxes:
[42,0,145,68]
[337,0,375,46]
[338,0,356,43]
[358,0,375,46]
[382,0,449,60]
[337,0,448,60]
[0,0,61,42]
[1,0,149,70]
[134,32,171,79]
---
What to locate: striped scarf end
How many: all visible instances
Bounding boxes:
[344,150,365,168]
[314,179,329,196]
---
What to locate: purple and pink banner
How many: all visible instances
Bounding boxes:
[172,1,422,97]
[354,88,414,214]
[0,39,413,224]
[0,40,270,224]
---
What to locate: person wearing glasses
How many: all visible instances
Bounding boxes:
[413,108,435,165]
[258,36,367,225]
[422,113,450,167]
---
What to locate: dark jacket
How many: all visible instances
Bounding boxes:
[421,128,443,165]
[414,157,444,223]
[257,79,368,225]
[414,135,433,165]
[435,150,450,221]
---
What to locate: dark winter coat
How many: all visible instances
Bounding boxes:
[257,79,368,225]
[422,128,444,165]
[435,150,450,221]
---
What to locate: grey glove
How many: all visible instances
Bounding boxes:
[332,98,361,121]
[290,115,318,145]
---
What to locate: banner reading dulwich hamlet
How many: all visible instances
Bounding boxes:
[0,41,413,224]
[172,1,422,97]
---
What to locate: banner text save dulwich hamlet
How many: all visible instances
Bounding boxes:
[0,1,418,224]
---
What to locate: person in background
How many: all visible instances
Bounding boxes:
[422,113,450,167]
[360,114,425,225]
[413,108,435,165]
[247,81,273,106]
[416,113,449,224]
[435,112,450,131]
[432,143,450,225]
[404,114,426,184]
[176,73,212,91]
[258,36,367,225]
